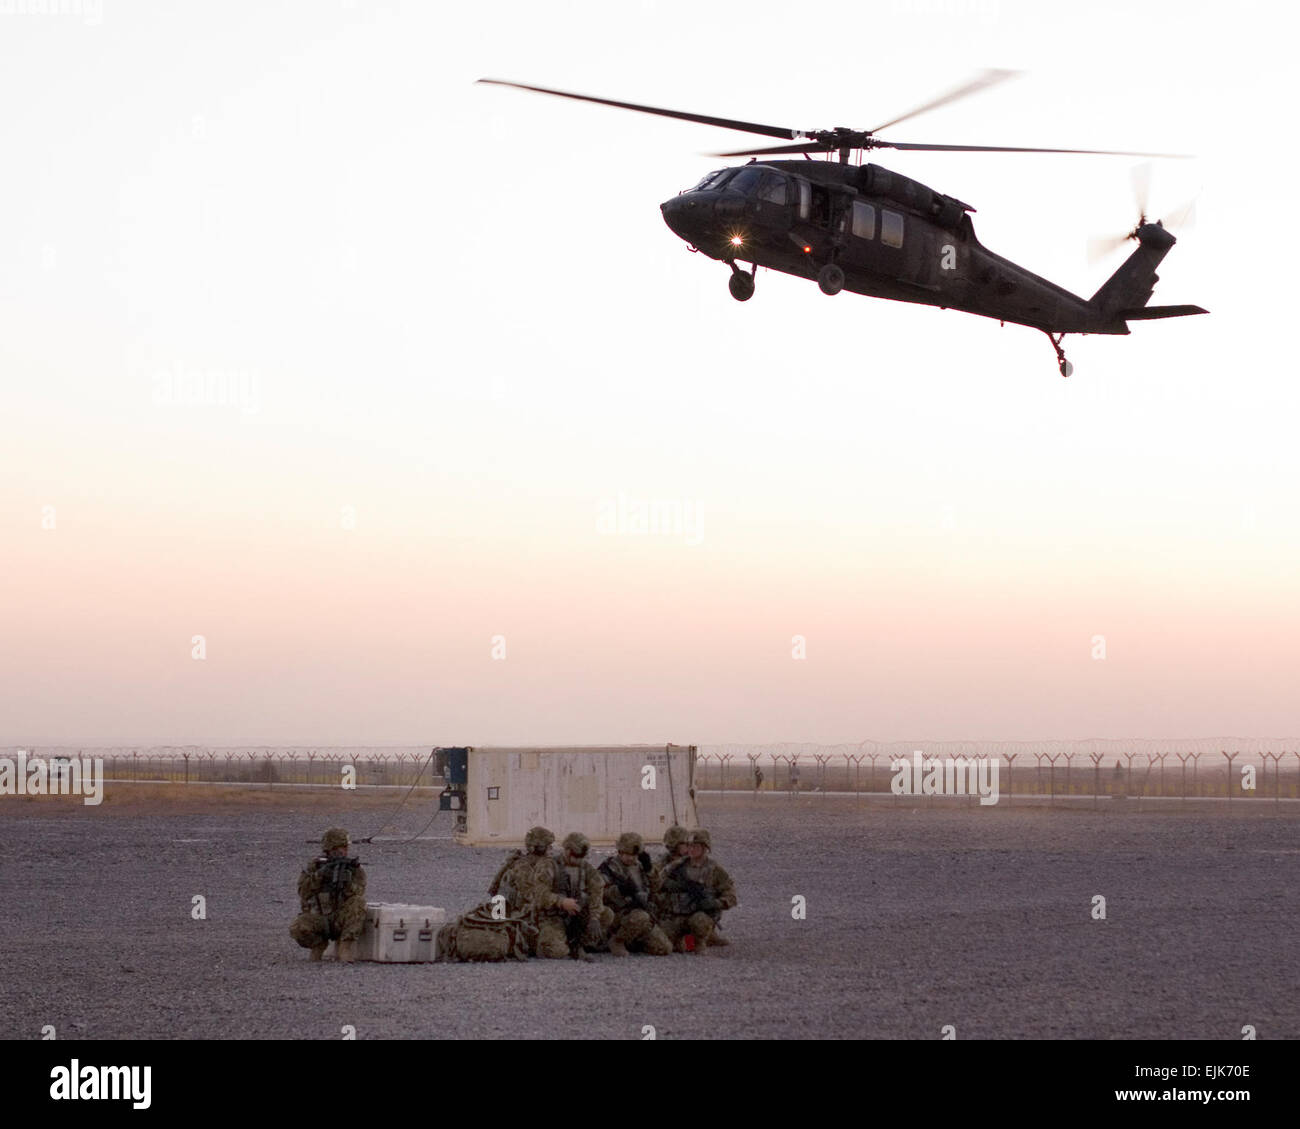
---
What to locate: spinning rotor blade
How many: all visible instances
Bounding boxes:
[710,142,836,157]
[476,78,802,140]
[880,140,1191,156]
[1087,233,1134,264]
[1132,162,1152,219]
[1088,164,1200,263]
[870,69,1020,133]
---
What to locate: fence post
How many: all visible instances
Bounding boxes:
[848,754,863,802]
[1222,750,1238,802]
[183,753,189,785]
[1262,751,1282,805]
[1005,754,1017,803]
[814,754,830,798]
[1089,754,1103,810]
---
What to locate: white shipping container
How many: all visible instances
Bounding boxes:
[458,745,699,847]
[357,903,446,963]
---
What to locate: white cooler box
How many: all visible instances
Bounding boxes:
[358,903,446,963]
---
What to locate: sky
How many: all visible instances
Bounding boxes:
[2,0,1298,747]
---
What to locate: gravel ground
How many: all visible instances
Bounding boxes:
[1,789,1296,1040]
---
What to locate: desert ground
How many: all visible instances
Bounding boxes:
[1,787,1295,1040]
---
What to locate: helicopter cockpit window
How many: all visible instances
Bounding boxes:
[726,167,766,195]
[758,174,788,205]
[689,169,732,192]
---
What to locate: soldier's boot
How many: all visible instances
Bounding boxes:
[707,929,730,947]
[609,937,629,957]
[337,939,357,963]
[309,942,328,961]
[569,948,595,963]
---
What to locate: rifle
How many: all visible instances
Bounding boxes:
[661,862,721,921]
[601,859,656,922]
[311,856,361,915]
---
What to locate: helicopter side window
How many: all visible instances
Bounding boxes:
[758,174,788,205]
[852,201,876,239]
[727,167,765,195]
[881,209,904,248]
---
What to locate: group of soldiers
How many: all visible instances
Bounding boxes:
[483,824,737,960]
[289,824,737,963]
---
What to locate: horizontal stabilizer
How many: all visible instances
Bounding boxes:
[1119,304,1208,321]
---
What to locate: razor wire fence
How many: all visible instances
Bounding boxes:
[699,740,1300,803]
[5,741,1298,804]
[2,749,443,789]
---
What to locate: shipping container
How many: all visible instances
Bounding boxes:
[455,745,698,847]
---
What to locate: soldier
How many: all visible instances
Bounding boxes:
[290,827,367,962]
[488,825,556,915]
[658,828,737,953]
[654,824,691,871]
[530,832,613,961]
[598,832,671,957]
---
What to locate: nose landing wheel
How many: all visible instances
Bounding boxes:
[728,261,756,302]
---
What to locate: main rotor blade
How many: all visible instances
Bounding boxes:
[710,142,836,157]
[870,69,1020,134]
[477,78,801,141]
[879,140,1193,156]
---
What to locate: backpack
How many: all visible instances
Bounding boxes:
[435,902,537,962]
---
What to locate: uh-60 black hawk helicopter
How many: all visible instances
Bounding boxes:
[479,74,1206,377]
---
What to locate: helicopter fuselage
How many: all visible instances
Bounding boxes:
[660,159,1130,335]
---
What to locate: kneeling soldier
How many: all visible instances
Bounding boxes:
[658,829,737,953]
[599,832,671,956]
[532,832,613,961]
[290,827,367,962]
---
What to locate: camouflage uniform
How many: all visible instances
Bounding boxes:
[290,828,367,961]
[531,833,614,959]
[599,832,671,956]
[478,826,557,957]
[650,825,692,914]
[657,829,737,952]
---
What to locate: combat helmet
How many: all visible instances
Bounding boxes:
[615,831,644,854]
[321,827,349,851]
[663,825,690,850]
[690,828,712,850]
[524,826,555,852]
[561,831,590,857]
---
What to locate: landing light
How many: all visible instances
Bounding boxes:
[730,235,743,246]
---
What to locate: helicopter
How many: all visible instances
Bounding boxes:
[478,74,1206,377]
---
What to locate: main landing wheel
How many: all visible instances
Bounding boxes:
[817,263,844,296]
[728,272,755,302]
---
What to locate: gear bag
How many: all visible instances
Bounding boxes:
[435,902,537,962]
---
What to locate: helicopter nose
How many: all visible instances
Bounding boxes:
[660,194,701,240]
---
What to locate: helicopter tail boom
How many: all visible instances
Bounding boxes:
[1088,221,1205,326]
